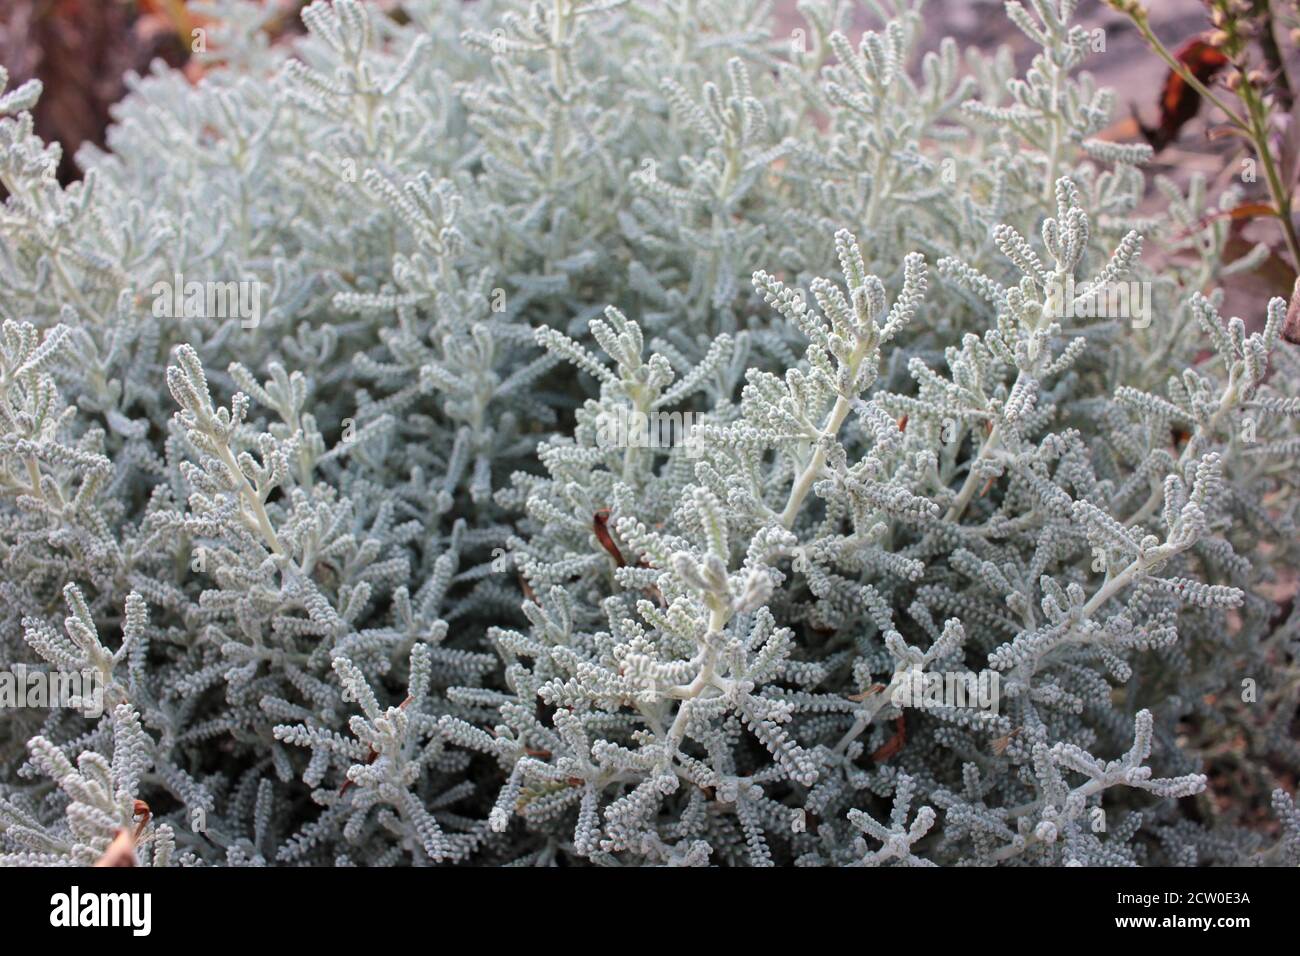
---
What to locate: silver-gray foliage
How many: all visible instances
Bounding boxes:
[0,0,1297,867]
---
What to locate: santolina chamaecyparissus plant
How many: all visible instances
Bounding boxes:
[0,0,1298,867]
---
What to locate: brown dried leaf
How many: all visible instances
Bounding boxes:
[870,716,907,763]
[1139,38,1230,153]
[592,509,626,568]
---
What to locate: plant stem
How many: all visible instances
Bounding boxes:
[1127,12,1248,129]
[779,393,853,530]
[777,316,881,531]
[1122,7,1298,277]
[1239,80,1300,277]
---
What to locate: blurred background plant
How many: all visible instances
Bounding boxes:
[0,0,305,185]
[1109,0,1299,309]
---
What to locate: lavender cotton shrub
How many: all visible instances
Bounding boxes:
[0,0,1298,867]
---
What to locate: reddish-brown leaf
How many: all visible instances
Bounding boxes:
[132,799,151,840]
[1139,39,1230,153]
[592,509,627,568]
[1178,201,1279,239]
[870,716,907,763]
[847,683,886,703]
[991,727,1023,756]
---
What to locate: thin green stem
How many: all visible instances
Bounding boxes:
[1127,13,1248,129]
